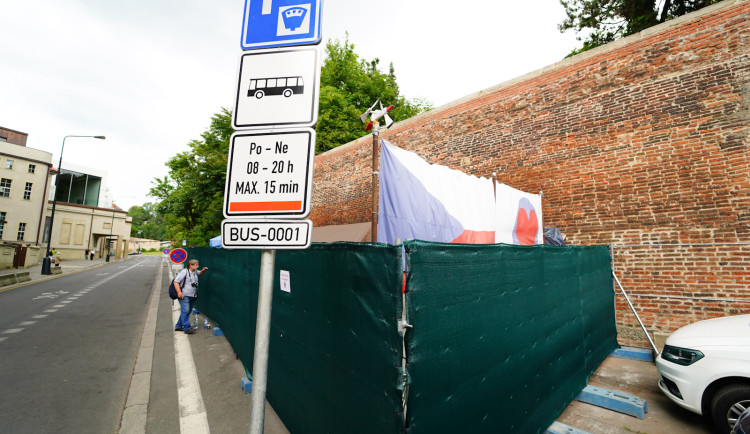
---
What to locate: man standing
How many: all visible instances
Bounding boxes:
[173,259,208,334]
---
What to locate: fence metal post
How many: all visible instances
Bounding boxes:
[612,271,659,354]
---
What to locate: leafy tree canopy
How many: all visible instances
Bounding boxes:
[148,108,233,246]
[559,0,719,56]
[316,35,432,153]
[127,202,168,240]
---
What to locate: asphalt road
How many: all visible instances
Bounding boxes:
[0,256,157,433]
[0,255,287,434]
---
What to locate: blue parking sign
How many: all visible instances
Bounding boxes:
[241,0,322,50]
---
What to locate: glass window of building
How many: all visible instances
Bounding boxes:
[0,178,11,197]
[17,222,26,241]
[24,182,32,200]
[54,170,102,206]
[0,212,5,239]
[5,159,13,169]
[28,164,36,174]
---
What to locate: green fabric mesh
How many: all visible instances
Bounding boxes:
[191,243,404,433]
[188,240,617,434]
[402,241,618,434]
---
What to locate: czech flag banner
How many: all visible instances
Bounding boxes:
[377,140,495,244]
[494,183,543,245]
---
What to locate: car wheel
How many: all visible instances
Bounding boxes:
[254,90,264,99]
[283,89,292,97]
[711,384,750,433]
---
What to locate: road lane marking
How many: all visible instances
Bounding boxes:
[3,329,23,334]
[61,301,72,304]
[53,305,66,308]
[0,337,6,342]
[18,321,36,326]
[44,309,58,313]
[119,257,162,433]
[33,315,48,319]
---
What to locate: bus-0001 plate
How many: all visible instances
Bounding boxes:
[221,219,312,249]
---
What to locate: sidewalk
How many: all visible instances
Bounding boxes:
[0,256,128,291]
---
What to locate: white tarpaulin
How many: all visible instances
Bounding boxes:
[494,183,543,245]
[377,141,543,245]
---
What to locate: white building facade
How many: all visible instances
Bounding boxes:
[0,127,132,269]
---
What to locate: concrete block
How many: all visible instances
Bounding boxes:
[50,267,62,275]
[241,377,252,393]
[16,272,31,283]
[611,346,654,362]
[0,274,19,287]
[575,385,647,419]
[213,327,224,336]
[545,421,592,434]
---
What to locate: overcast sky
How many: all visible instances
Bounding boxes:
[0,0,582,210]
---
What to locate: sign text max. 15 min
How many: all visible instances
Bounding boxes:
[234,141,298,196]
[223,129,315,218]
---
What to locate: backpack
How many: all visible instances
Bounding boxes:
[168,272,187,300]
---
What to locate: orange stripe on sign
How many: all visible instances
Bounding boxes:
[229,201,303,212]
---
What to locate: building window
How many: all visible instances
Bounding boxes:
[17,222,26,241]
[0,136,7,142]
[24,182,32,200]
[0,212,5,239]
[28,164,36,174]
[5,159,13,169]
[0,178,10,197]
[54,169,102,206]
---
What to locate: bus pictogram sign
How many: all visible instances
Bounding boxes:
[232,47,320,130]
[170,248,187,263]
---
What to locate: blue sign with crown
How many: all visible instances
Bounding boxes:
[241,0,322,50]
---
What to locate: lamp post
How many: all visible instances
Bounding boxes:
[42,135,105,274]
[106,209,115,262]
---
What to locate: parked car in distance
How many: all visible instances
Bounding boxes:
[656,314,750,433]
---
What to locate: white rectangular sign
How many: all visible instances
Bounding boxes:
[222,219,312,249]
[223,129,315,218]
[233,46,320,129]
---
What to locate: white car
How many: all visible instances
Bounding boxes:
[656,314,750,433]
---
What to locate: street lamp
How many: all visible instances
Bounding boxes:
[42,135,105,274]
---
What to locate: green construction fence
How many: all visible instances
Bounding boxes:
[189,240,617,433]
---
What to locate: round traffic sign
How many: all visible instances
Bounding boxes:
[162,248,171,255]
[170,248,187,263]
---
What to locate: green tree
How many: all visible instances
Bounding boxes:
[148,108,233,246]
[559,0,718,56]
[316,35,432,153]
[127,203,167,240]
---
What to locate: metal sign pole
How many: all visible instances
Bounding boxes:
[371,122,380,242]
[249,248,276,434]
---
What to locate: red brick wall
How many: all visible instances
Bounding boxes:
[311,1,750,346]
